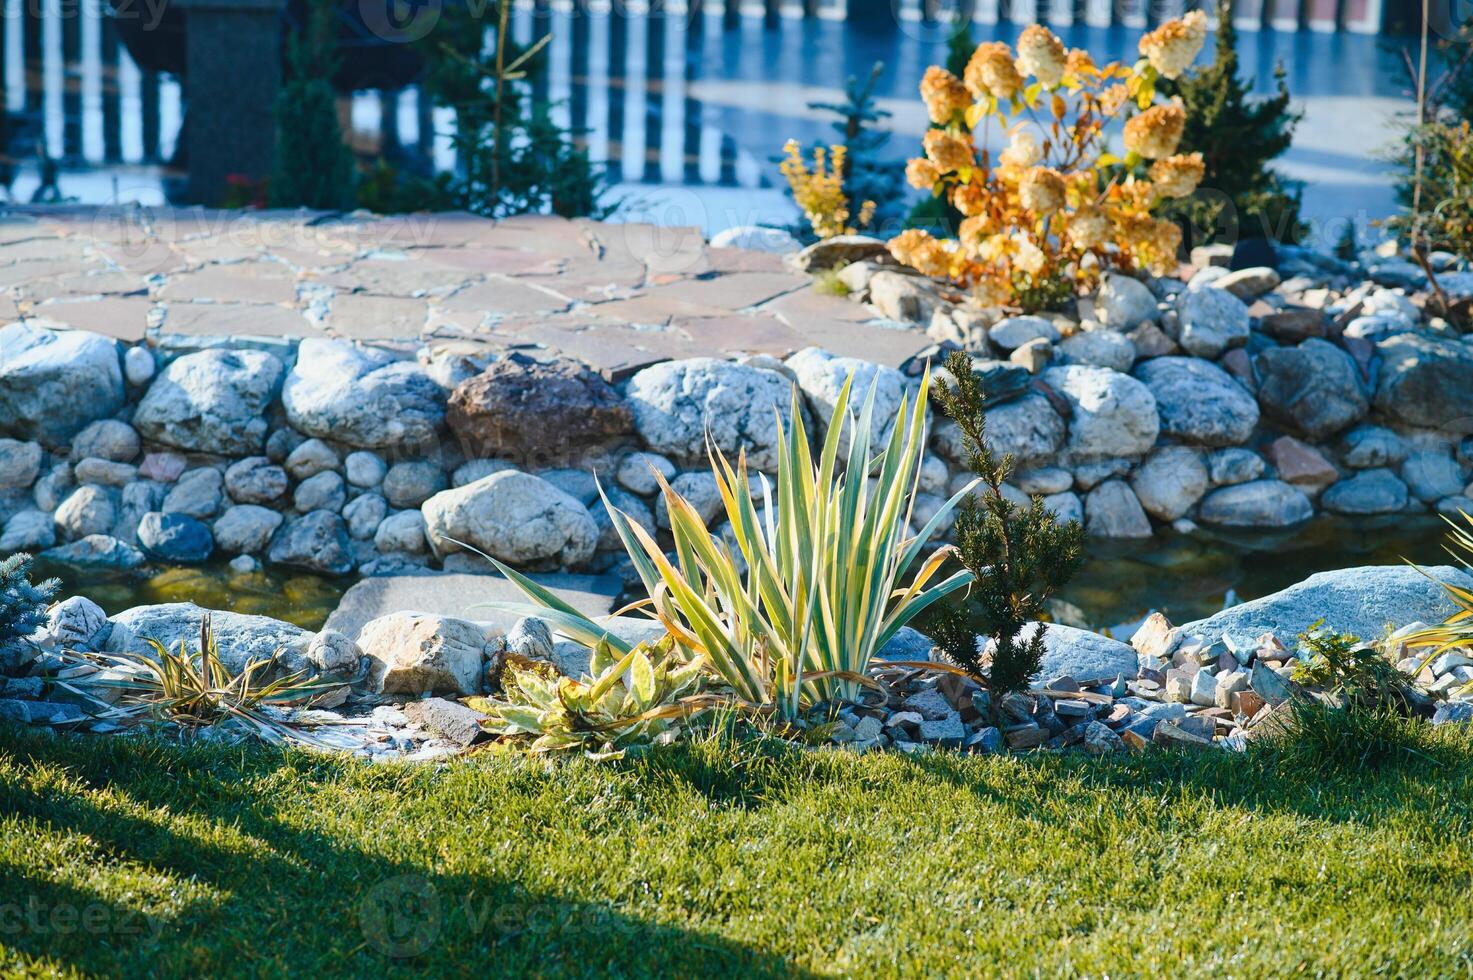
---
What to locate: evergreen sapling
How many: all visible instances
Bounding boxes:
[925,351,1084,704]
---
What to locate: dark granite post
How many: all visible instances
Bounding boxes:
[177,0,285,205]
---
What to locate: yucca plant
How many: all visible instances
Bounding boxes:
[1403,510,1473,698]
[53,615,338,744]
[475,634,719,758]
[481,370,974,721]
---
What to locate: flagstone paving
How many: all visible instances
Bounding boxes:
[1,206,930,378]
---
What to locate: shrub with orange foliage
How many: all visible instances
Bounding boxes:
[889,19,1209,311]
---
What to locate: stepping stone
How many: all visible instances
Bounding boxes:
[323,571,620,643]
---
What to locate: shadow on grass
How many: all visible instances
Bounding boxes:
[0,724,813,977]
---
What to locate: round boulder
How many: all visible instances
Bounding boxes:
[132,348,285,455]
[1197,479,1312,528]
[1130,447,1208,521]
[1176,285,1250,359]
[283,338,446,450]
[1041,365,1159,461]
[626,358,797,472]
[0,324,123,447]
[1254,339,1368,440]
[1374,333,1473,434]
[447,354,632,465]
[931,393,1066,467]
[1134,357,1258,448]
[137,511,214,563]
[420,470,598,567]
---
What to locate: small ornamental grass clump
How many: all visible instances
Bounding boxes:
[888,17,1209,310]
[480,370,975,746]
[780,141,878,241]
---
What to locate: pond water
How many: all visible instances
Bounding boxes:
[37,515,1455,638]
[3,5,1410,238]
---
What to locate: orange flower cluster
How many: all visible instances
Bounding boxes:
[896,18,1209,309]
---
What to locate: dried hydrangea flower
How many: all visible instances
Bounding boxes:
[1067,204,1112,249]
[953,181,988,217]
[920,65,972,125]
[1099,83,1131,117]
[1013,234,1047,276]
[1019,166,1067,214]
[907,157,941,190]
[923,130,975,173]
[1149,152,1205,198]
[888,228,953,278]
[1123,101,1186,159]
[1064,48,1098,79]
[965,41,1024,100]
[998,128,1042,169]
[1139,10,1209,80]
[1015,25,1068,88]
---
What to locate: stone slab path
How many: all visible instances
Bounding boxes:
[0,206,931,378]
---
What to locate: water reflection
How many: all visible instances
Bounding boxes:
[0,2,1410,230]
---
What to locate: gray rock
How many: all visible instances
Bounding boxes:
[32,462,72,513]
[1432,702,1473,726]
[382,462,447,509]
[375,509,428,554]
[932,393,1066,466]
[224,457,289,505]
[451,458,516,487]
[1321,469,1409,516]
[616,451,677,496]
[1015,467,1073,495]
[123,345,155,386]
[1059,329,1136,373]
[1255,339,1368,440]
[1094,273,1159,330]
[655,471,723,529]
[268,510,355,575]
[161,468,224,519]
[105,602,310,675]
[1130,447,1208,521]
[867,271,939,322]
[1134,357,1258,447]
[788,234,889,273]
[401,697,487,746]
[1176,283,1250,358]
[344,451,387,488]
[0,439,43,490]
[41,534,146,569]
[988,316,1060,351]
[1085,480,1153,538]
[0,509,55,551]
[786,347,906,451]
[0,323,123,446]
[284,438,340,480]
[591,486,655,551]
[1206,448,1265,486]
[212,504,283,555]
[1181,564,1473,648]
[1041,365,1158,461]
[875,626,935,662]
[136,511,214,563]
[919,713,966,747]
[1198,479,1312,528]
[536,468,599,507]
[73,458,136,487]
[626,357,797,472]
[282,338,447,450]
[132,348,284,455]
[71,420,139,463]
[360,611,489,696]
[113,480,164,546]
[54,484,115,541]
[47,596,109,649]
[420,470,598,567]
[1042,491,1083,525]
[1374,333,1473,434]
[1340,425,1409,469]
[304,629,361,679]
[293,471,347,513]
[343,492,389,540]
[995,622,1139,684]
[1214,266,1280,300]
[1401,451,1464,504]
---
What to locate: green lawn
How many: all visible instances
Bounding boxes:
[3,720,1473,977]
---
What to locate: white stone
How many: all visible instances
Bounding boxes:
[132,348,284,455]
[282,338,447,449]
[71,420,140,464]
[123,345,156,386]
[375,510,428,554]
[1042,365,1159,461]
[988,316,1060,351]
[785,346,907,451]
[360,611,490,696]
[345,451,388,488]
[1085,480,1153,538]
[1130,447,1208,521]
[0,323,123,447]
[212,505,283,555]
[1094,273,1159,330]
[421,470,598,567]
[626,357,797,472]
[54,484,115,541]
